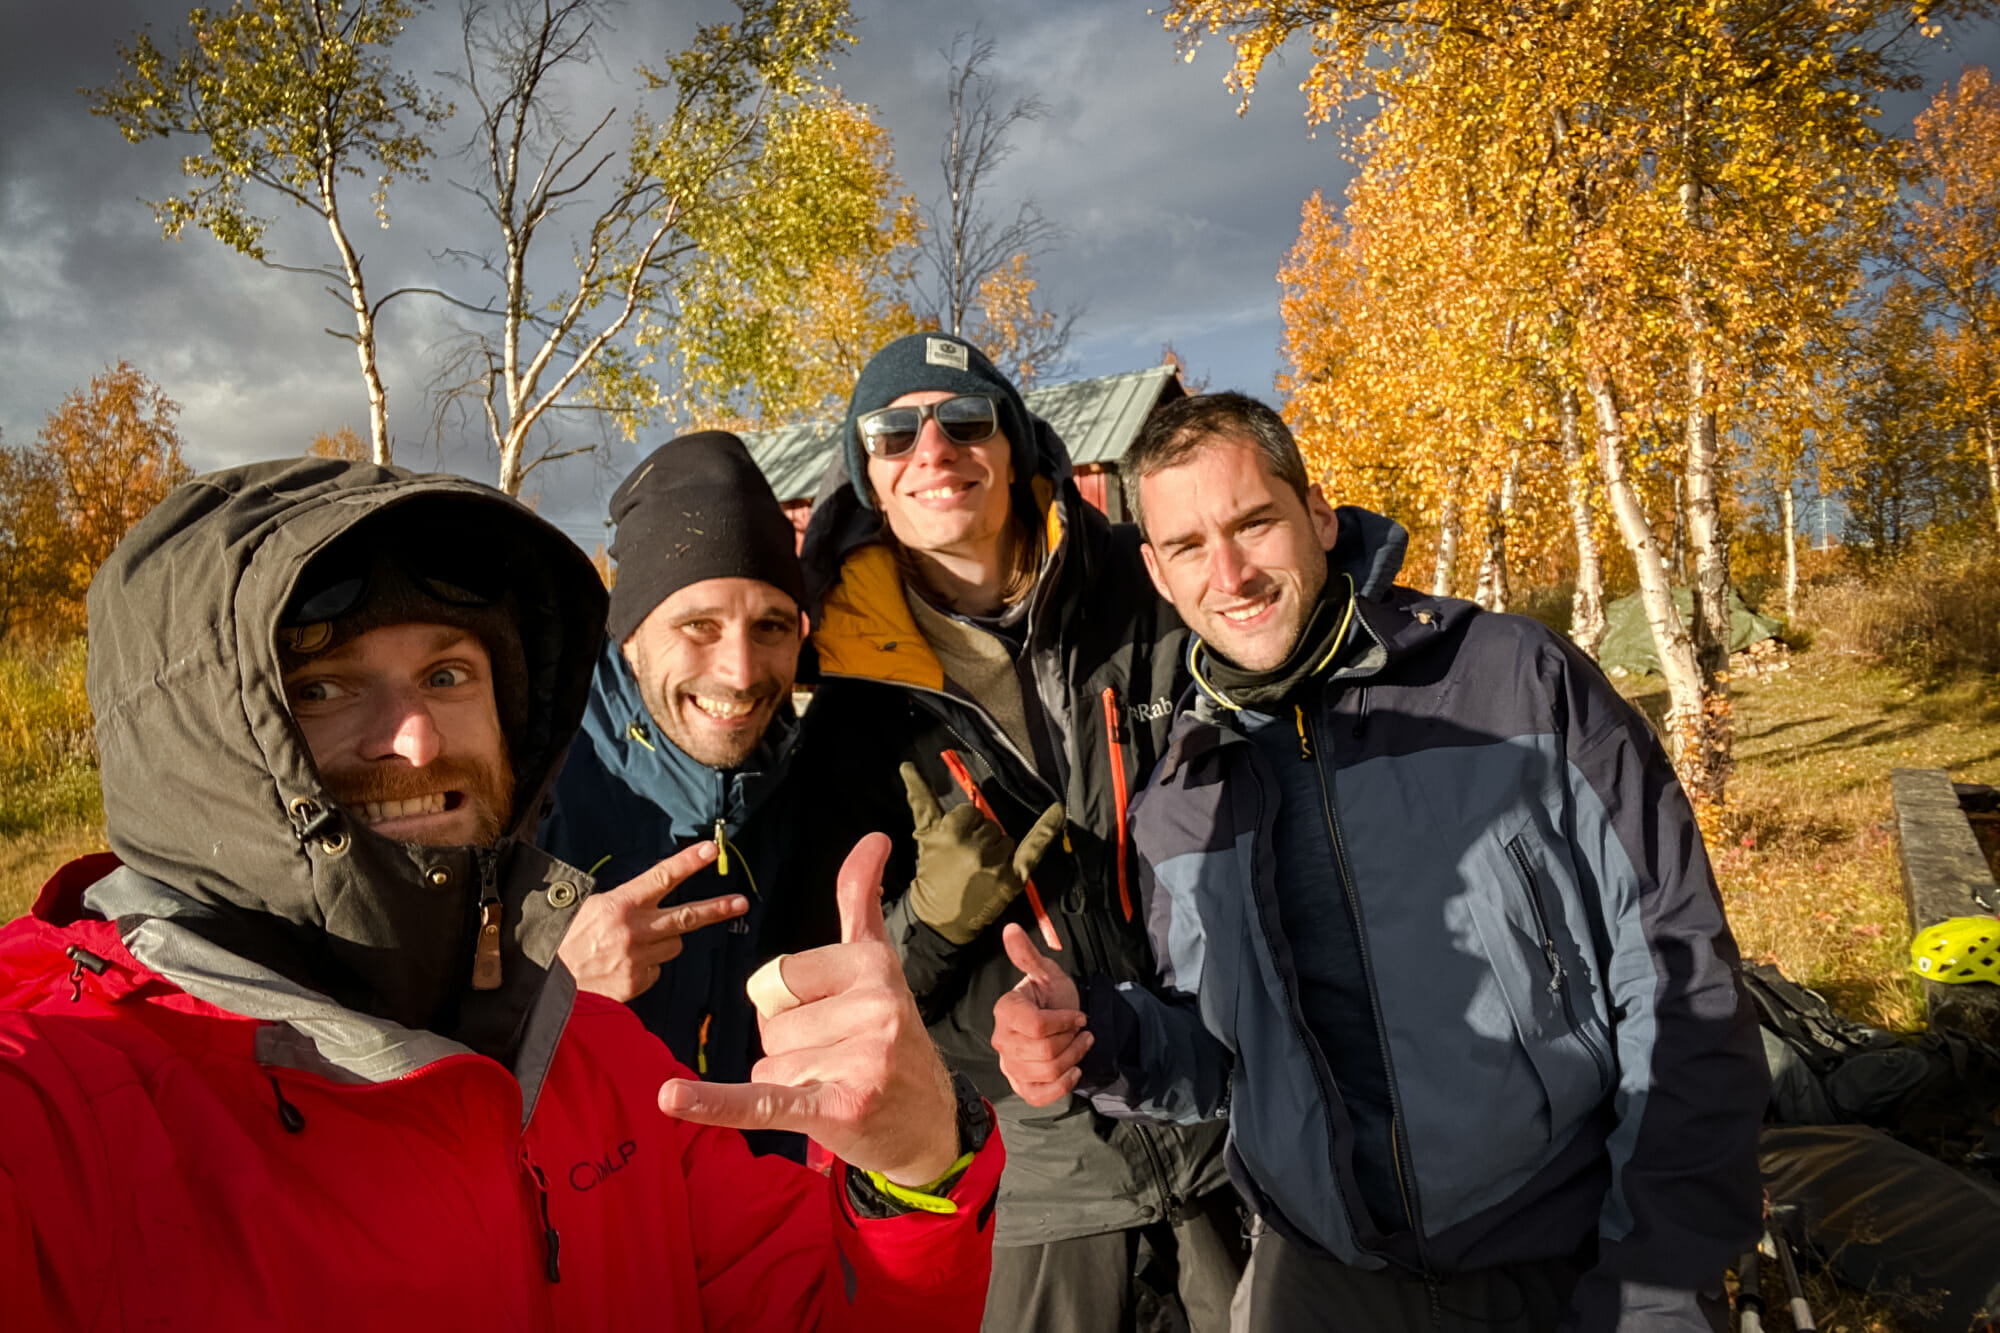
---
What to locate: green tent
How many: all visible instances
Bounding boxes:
[1597,587,1782,677]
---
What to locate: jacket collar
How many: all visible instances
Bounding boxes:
[1173,506,1467,738]
[577,639,799,839]
[808,470,1109,693]
[68,865,573,1124]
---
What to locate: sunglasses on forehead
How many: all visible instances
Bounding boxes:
[281,535,506,628]
[855,394,1000,459]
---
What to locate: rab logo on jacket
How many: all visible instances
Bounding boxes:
[570,1140,639,1191]
[1128,697,1173,723]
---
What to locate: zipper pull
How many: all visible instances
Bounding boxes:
[627,719,655,751]
[472,897,504,991]
[521,1147,562,1283]
[1296,705,1313,761]
[714,819,730,876]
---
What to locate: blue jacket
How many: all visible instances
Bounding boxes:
[1077,513,1765,1328]
[541,642,804,1086]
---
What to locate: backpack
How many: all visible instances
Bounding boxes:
[1746,962,2000,1180]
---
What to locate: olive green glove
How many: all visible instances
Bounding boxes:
[901,761,1065,947]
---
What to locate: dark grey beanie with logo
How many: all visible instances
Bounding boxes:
[840,333,1038,513]
[605,431,806,645]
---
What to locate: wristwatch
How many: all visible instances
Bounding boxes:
[950,1070,995,1156]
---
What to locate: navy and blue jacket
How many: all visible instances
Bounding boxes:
[1077,511,1765,1327]
[541,642,816,1087]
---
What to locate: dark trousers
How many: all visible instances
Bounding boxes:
[981,1189,1248,1333]
[1236,1228,1583,1333]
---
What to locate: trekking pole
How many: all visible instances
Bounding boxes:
[1736,1242,1764,1333]
[1769,1227,1816,1333]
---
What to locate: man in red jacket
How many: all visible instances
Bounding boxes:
[0,458,1001,1332]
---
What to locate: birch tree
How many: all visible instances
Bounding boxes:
[92,0,449,465]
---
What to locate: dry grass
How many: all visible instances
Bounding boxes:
[1621,655,2000,1033]
[0,638,101,920]
[1797,540,2000,680]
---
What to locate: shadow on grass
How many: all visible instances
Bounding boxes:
[1739,715,1838,742]
[1755,719,1940,767]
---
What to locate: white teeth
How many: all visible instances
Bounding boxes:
[693,696,754,720]
[1222,602,1271,622]
[915,484,966,500]
[360,793,447,823]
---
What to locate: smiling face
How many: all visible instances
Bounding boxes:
[865,389,1018,576]
[622,576,803,769]
[283,622,514,846]
[1139,434,1341,673]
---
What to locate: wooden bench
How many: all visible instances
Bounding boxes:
[1891,768,2000,1040]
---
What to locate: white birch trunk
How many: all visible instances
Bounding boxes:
[1587,366,1713,798]
[1432,486,1461,598]
[1779,478,1798,623]
[321,179,390,465]
[1559,386,1607,657]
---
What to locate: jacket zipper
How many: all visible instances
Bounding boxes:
[1304,708,1426,1250]
[1509,841,1567,996]
[518,1142,562,1283]
[713,818,759,934]
[1100,685,1134,923]
[1508,839,1611,1084]
[942,748,1060,951]
[1240,737,1372,1253]
[471,852,503,991]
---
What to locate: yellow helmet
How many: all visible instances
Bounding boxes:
[1910,917,2000,984]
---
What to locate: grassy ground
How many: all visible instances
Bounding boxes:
[0,638,100,922]
[1623,653,2000,1034]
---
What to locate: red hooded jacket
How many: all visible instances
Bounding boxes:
[0,856,1002,1332]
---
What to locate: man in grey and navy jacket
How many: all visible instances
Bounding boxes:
[989,392,1765,1332]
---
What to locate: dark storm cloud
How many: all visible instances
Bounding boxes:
[5,0,1997,541]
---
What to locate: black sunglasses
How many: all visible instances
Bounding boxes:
[855,394,1000,459]
[282,533,505,628]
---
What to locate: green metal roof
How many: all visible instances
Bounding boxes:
[739,364,1185,503]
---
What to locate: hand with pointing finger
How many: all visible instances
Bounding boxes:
[902,761,1065,947]
[992,922,1092,1107]
[558,841,748,1002]
[660,833,962,1188]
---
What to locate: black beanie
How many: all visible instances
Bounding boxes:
[840,333,1039,513]
[277,513,532,758]
[605,431,805,645]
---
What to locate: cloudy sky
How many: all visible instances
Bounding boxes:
[4,2,1996,547]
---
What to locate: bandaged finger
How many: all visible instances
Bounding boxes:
[746,954,802,1018]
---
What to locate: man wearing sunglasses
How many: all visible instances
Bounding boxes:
[0,458,1002,1330]
[798,333,1245,1332]
[543,432,841,1130]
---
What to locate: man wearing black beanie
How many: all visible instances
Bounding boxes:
[544,431,834,1124]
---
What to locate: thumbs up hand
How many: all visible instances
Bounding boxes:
[991,924,1091,1107]
[659,833,961,1187]
[902,761,1064,947]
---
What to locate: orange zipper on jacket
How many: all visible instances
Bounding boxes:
[1100,686,1134,923]
[940,748,1061,951]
